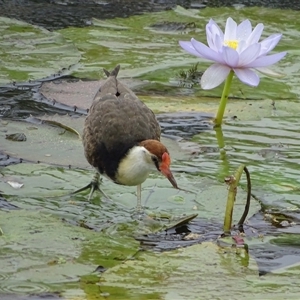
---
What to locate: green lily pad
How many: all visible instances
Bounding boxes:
[0,115,190,167]
[0,162,260,226]
[0,209,139,295]
[140,95,300,119]
[0,118,87,168]
[0,17,81,83]
[56,6,299,101]
[39,77,149,111]
[100,241,300,300]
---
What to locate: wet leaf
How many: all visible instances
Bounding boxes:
[163,213,198,230]
[100,242,256,298]
[56,6,298,101]
[0,17,81,84]
[42,119,81,137]
[39,76,300,121]
[0,163,260,228]
[1,5,300,299]
[5,133,27,142]
[0,116,190,167]
[0,119,86,167]
[0,209,139,294]
[39,77,149,110]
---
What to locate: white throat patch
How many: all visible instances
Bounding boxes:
[116,146,157,186]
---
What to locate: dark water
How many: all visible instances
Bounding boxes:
[137,212,300,275]
[0,78,88,120]
[0,0,298,30]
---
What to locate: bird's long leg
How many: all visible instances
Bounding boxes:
[144,184,157,207]
[72,172,109,201]
[136,184,142,212]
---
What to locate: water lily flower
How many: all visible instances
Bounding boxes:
[179,17,287,90]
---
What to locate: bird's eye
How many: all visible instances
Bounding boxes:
[151,156,160,170]
[151,155,158,163]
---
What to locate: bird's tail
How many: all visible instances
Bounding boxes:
[103,65,120,78]
[93,64,137,103]
[94,65,120,98]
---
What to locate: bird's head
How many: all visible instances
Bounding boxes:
[140,140,178,189]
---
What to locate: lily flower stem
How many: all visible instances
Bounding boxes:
[215,126,226,159]
[214,70,234,126]
[223,164,245,234]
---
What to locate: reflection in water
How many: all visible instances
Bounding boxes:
[157,111,213,139]
[0,281,49,295]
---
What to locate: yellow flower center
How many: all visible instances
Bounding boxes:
[224,40,238,50]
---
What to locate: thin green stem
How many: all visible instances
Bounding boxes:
[214,70,234,127]
[215,126,225,150]
[223,164,245,234]
[237,166,252,232]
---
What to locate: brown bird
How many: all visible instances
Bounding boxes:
[79,65,178,210]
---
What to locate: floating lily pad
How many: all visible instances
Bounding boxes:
[0,118,87,168]
[0,162,260,226]
[56,6,299,101]
[0,17,81,84]
[39,77,149,111]
[0,209,139,296]
[1,5,300,299]
[38,75,300,121]
[0,114,193,167]
[100,236,300,298]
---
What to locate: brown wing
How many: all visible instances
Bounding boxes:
[83,65,160,178]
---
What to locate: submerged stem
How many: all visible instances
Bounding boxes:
[214,126,226,160]
[237,166,251,232]
[214,70,234,127]
[223,164,245,234]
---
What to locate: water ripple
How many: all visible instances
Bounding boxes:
[0,280,49,294]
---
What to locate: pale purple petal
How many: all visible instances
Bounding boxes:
[224,17,237,41]
[246,23,264,45]
[245,51,287,68]
[236,40,248,53]
[234,68,260,86]
[206,19,224,51]
[208,19,224,39]
[201,64,231,89]
[221,46,239,67]
[206,22,217,51]
[238,43,261,66]
[179,41,204,58]
[191,38,225,63]
[259,34,282,56]
[214,34,223,50]
[237,19,252,41]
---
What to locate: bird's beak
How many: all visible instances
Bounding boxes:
[160,152,178,189]
[160,165,178,189]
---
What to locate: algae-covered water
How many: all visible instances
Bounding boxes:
[1,4,300,300]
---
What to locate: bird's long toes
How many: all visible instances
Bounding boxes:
[72,182,93,195]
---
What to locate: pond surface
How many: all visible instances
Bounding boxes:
[0,0,299,30]
[1,4,300,300]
